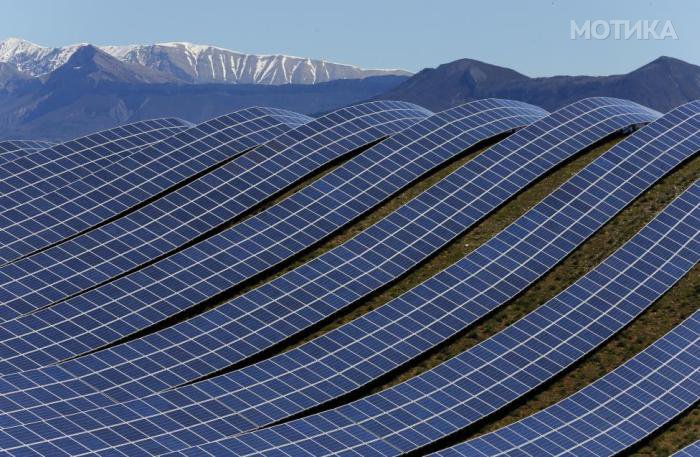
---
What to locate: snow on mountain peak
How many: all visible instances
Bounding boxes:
[0,38,411,84]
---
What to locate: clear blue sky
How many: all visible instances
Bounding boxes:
[2,0,697,76]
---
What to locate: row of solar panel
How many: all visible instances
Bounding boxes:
[0,98,692,454]
[0,99,655,378]
[0,108,315,263]
[429,310,699,457]
[0,99,539,322]
[154,179,700,457]
[0,98,677,428]
[0,118,193,211]
[0,173,696,456]
[0,100,439,320]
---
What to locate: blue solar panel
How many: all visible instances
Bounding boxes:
[0,99,658,377]
[0,98,667,427]
[0,99,661,425]
[0,108,312,264]
[0,100,434,320]
[430,311,699,457]
[0,119,192,211]
[0,98,546,406]
[159,178,699,457]
[0,172,696,456]
[673,441,700,457]
[0,141,55,166]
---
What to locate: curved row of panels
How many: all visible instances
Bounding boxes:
[0,97,696,456]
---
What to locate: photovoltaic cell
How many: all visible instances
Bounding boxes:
[1,172,696,456]
[0,100,435,320]
[0,99,661,424]
[429,311,699,457]
[0,118,192,211]
[160,178,700,457]
[0,99,655,375]
[0,107,312,263]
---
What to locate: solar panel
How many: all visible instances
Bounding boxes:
[673,441,700,457]
[0,141,55,166]
[0,140,55,155]
[1,171,696,456]
[0,101,527,326]
[0,99,657,376]
[0,118,192,210]
[0,109,313,264]
[429,311,699,457]
[154,178,699,457]
[0,97,669,428]
[0,98,546,404]
[0,100,435,320]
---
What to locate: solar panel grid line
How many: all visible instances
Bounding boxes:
[0,100,433,321]
[0,118,191,203]
[0,101,668,436]
[428,311,699,457]
[0,101,556,366]
[158,181,698,457]
[0,108,316,264]
[0,100,656,400]
[673,440,700,457]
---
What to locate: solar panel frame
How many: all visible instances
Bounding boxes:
[0,101,435,320]
[428,311,699,457]
[0,100,668,424]
[0,141,56,166]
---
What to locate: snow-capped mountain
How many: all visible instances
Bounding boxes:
[0,38,411,84]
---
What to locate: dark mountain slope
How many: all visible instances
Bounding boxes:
[379,56,700,112]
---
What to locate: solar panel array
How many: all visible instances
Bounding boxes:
[0,100,435,320]
[0,167,695,457]
[0,98,547,409]
[430,310,699,457]
[0,108,313,264]
[158,177,699,457]
[0,97,696,457]
[0,99,638,371]
[0,98,662,422]
[0,118,192,211]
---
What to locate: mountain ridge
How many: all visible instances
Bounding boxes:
[378,55,700,112]
[0,38,411,85]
